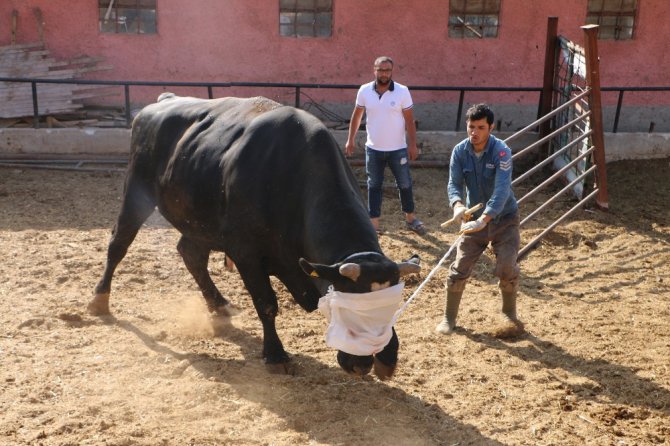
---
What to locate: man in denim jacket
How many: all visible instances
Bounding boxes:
[436,103,524,337]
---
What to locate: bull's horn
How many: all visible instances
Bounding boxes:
[398,262,421,277]
[339,263,361,281]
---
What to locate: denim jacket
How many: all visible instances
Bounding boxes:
[447,134,518,222]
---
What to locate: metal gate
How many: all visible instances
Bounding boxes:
[506,19,609,260]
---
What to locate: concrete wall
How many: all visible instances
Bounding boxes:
[1,128,668,164]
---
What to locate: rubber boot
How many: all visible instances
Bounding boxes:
[495,290,525,338]
[501,290,519,322]
[436,279,466,334]
[435,290,463,335]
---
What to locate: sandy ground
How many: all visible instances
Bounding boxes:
[0,157,669,446]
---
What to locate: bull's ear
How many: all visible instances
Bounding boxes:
[299,258,341,280]
[398,261,421,277]
[299,258,321,278]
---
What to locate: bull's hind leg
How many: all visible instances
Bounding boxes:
[89,178,155,315]
[176,236,235,316]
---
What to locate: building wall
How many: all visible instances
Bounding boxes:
[1,1,668,130]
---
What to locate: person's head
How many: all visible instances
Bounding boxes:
[373,56,394,86]
[465,103,495,151]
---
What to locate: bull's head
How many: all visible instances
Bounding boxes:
[299,252,420,380]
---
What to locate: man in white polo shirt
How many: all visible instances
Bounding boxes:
[345,56,425,235]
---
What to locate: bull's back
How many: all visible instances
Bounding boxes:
[131,95,282,165]
[126,94,371,259]
[127,96,283,233]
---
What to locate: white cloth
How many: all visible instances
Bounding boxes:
[318,283,405,356]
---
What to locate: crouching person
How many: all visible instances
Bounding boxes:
[436,103,524,338]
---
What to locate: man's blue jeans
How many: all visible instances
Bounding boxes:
[365,146,415,218]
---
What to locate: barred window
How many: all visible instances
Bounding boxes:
[99,0,157,34]
[448,0,500,39]
[280,0,332,38]
[586,0,637,40]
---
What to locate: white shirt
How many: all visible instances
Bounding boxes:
[355,80,414,151]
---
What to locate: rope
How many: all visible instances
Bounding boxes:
[393,234,463,323]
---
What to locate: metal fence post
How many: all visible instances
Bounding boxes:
[32,81,39,129]
[124,84,131,128]
[539,17,559,158]
[582,24,609,210]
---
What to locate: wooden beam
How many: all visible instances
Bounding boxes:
[11,10,18,45]
[33,8,45,45]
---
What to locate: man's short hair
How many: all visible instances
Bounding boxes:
[465,103,495,125]
[374,56,394,67]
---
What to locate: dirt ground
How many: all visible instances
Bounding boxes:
[0,157,669,446]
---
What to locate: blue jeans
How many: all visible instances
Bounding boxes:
[365,147,415,218]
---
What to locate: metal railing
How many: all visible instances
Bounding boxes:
[1,76,669,132]
[504,88,599,260]
[0,76,541,130]
[602,86,670,132]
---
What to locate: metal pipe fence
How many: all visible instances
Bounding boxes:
[1,76,668,132]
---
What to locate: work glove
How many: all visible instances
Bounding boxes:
[460,217,487,235]
[452,204,468,225]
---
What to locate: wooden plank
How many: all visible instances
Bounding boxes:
[0,42,44,52]
[0,43,113,119]
[0,105,84,119]
[1,71,77,79]
[0,84,114,95]
[0,118,20,128]
[64,56,107,65]
[0,63,65,75]
[0,66,112,79]
[0,60,54,72]
[0,50,51,60]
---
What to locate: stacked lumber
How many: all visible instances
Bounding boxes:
[0,42,114,119]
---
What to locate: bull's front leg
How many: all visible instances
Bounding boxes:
[236,263,291,373]
[373,327,399,381]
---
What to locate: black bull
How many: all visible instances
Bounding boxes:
[89,94,420,379]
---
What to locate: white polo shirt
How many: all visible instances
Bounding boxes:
[355,80,414,151]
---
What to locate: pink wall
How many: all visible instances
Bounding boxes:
[1,1,668,99]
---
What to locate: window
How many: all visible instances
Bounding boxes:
[586,0,637,40]
[280,0,332,38]
[99,0,157,34]
[448,0,501,39]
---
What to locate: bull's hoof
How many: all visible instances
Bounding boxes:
[88,293,111,316]
[214,302,240,317]
[265,361,294,375]
[373,357,396,381]
[492,319,525,339]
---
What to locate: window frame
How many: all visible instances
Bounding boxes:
[448,0,501,39]
[99,0,157,35]
[279,0,333,38]
[586,0,638,40]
